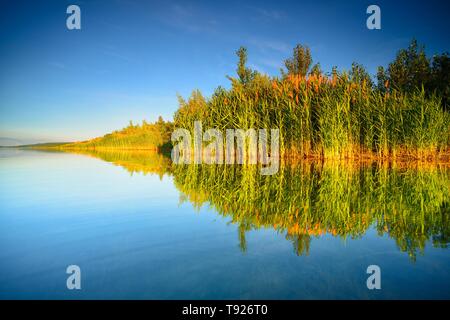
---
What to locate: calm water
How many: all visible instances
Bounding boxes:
[0,148,449,299]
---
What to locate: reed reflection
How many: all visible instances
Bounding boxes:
[68,149,449,261]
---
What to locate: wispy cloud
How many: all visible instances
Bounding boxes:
[247,6,286,22]
[100,43,135,63]
[258,57,284,70]
[248,37,291,54]
[157,3,218,34]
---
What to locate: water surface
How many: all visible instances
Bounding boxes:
[0,149,449,299]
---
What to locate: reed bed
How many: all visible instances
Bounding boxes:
[174,73,450,161]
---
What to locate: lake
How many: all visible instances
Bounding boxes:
[0,148,449,299]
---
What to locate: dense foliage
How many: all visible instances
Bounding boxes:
[62,117,173,151]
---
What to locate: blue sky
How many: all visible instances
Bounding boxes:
[0,0,449,144]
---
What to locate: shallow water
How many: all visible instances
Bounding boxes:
[0,148,449,299]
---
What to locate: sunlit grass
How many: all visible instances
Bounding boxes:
[59,118,173,151]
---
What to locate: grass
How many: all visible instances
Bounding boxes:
[57,118,173,151]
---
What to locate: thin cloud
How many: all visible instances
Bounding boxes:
[258,57,284,70]
[157,3,219,34]
[248,37,291,54]
[248,5,286,21]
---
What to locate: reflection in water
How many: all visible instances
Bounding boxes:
[67,149,172,178]
[69,149,449,261]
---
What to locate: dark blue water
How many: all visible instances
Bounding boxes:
[0,149,449,299]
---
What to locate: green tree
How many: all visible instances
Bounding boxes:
[376,66,388,93]
[284,44,312,77]
[387,39,431,92]
[430,53,450,109]
[235,47,256,85]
